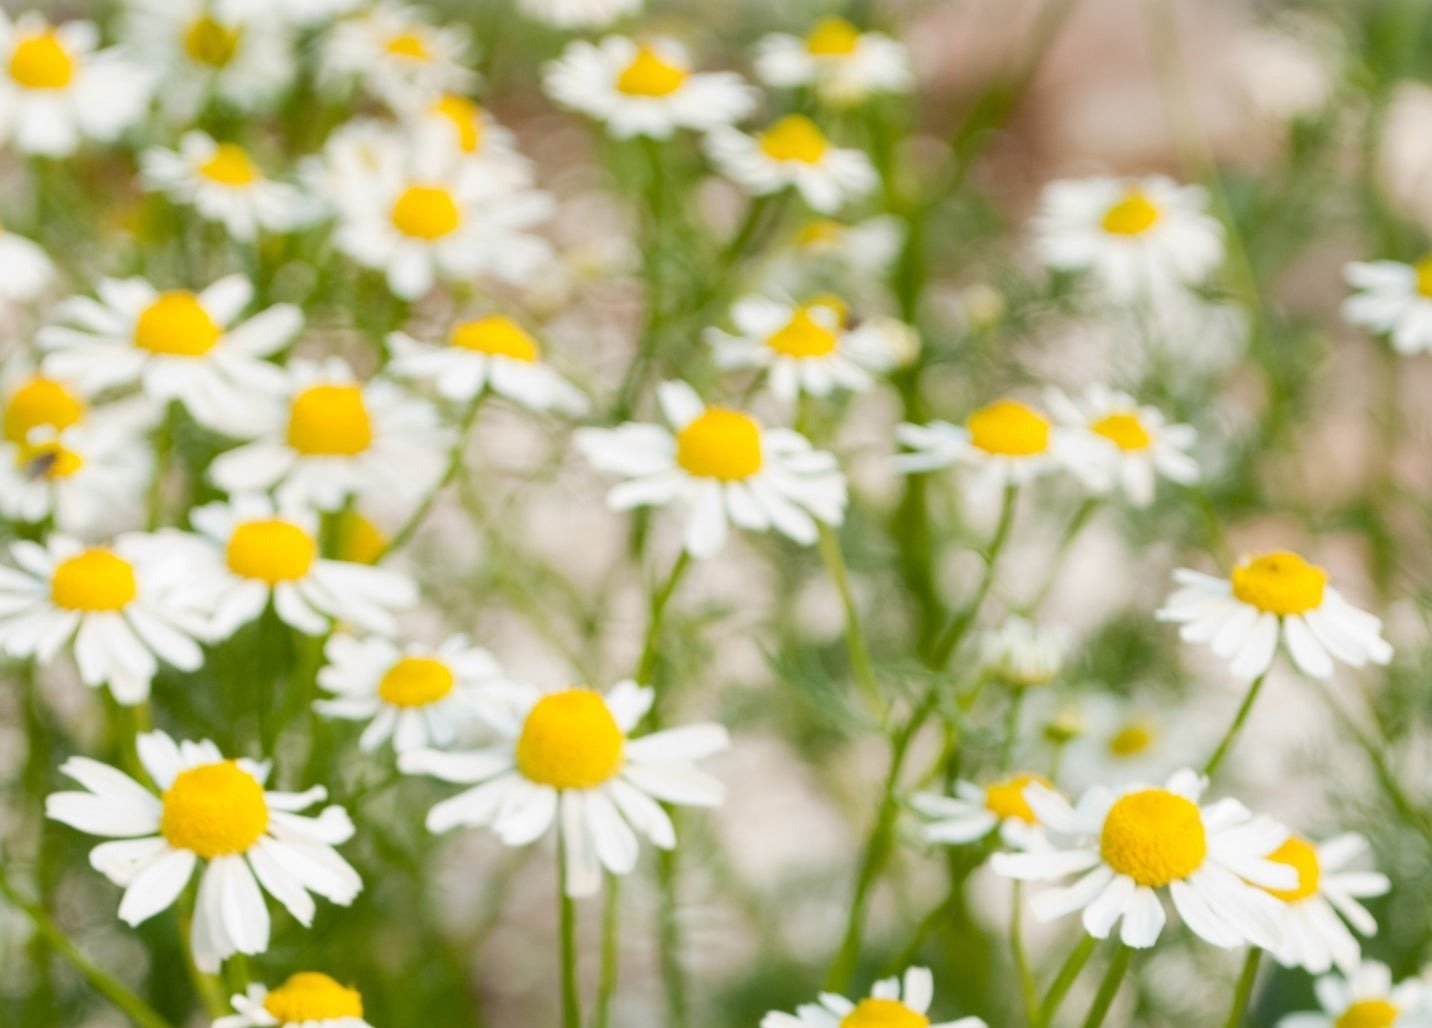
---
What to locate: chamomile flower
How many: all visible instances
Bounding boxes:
[1277,961,1432,1028]
[1156,552,1392,680]
[1261,833,1391,975]
[1057,694,1190,791]
[544,36,756,139]
[399,680,729,897]
[784,215,903,275]
[217,973,370,1028]
[1033,175,1225,300]
[46,731,361,973]
[707,115,877,213]
[1047,385,1199,506]
[322,3,474,111]
[0,12,150,156]
[1342,257,1432,355]
[705,296,895,402]
[980,617,1070,689]
[39,275,298,437]
[388,315,588,414]
[316,632,519,753]
[0,533,211,704]
[761,967,986,1028]
[911,773,1053,850]
[419,94,531,187]
[519,0,642,29]
[754,16,914,106]
[209,357,449,513]
[141,133,318,242]
[575,380,848,559]
[0,223,53,303]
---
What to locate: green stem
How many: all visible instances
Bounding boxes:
[818,524,881,710]
[656,846,689,1028]
[1201,672,1268,778]
[634,550,691,687]
[1010,882,1038,1027]
[1016,498,1100,616]
[557,835,582,1028]
[378,393,485,560]
[146,405,175,531]
[1038,934,1097,1028]
[595,875,621,1028]
[1221,949,1261,1028]
[928,484,1019,669]
[1079,945,1133,1028]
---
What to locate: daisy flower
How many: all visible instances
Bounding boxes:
[316,632,520,753]
[543,36,756,139]
[0,12,150,156]
[0,533,211,704]
[754,16,914,106]
[209,357,449,513]
[140,132,318,242]
[399,680,729,897]
[707,115,877,213]
[1055,694,1192,791]
[761,967,986,1028]
[1277,961,1432,1028]
[1156,552,1392,680]
[575,380,848,559]
[1047,385,1199,506]
[1261,832,1391,975]
[519,0,642,29]
[180,495,418,639]
[218,973,370,1028]
[991,769,1293,950]
[0,222,53,303]
[46,730,361,973]
[322,2,474,111]
[785,215,903,275]
[1033,175,1225,301]
[419,94,531,187]
[1342,257,1432,355]
[911,772,1053,850]
[388,314,588,414]
[979,617,1070,689]
[39,275,298,437]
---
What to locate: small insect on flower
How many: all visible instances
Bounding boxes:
[1276,960,1432,1028]
[1342,256,1432,355]
[576,380,848,559]
[1157,551,1392,680]
[46,731,361,972]
[761,967,986,1028]
[707,114,877,213]
[400,680,728,897]
[911,773,1055,851]
[217,972,371,1028]
[518,0,642,30]
[1259,832,1391,975]
[322,1,474,110]
[1047,385,1199,506]
[754,15,914,106]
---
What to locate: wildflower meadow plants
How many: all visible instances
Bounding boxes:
[5,0,1432,1026]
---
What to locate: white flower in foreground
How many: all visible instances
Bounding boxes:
[39,275,298,437]
[544,36,755,139]
[0,12,150,156]
[1047,385,1199,506]
[992,769,1293,950]
[0,534,211,703]
[46,731,360,973]
[389,314,587,414]
[317,632,519,753]
[400,680,728,897]
[761,967,985,1028]
[519,0,642,29]
[1277,961,1432,1028]
[576,380,847,558]
[707,115,877,213]
[217,973,370,1028]
[755,15,913,105]
[1157,552,1392,680]
[912,773,1053,850]
[141,133,318,242]
[979,617,1070,688]
[0,224,53,303]
[322,2,473,110]
[1342,257,1432,355]
[1033,175,1224,300]
[210,357,449,513]
[1261,832,1391,975]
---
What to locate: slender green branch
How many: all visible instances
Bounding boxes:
[1221,949,1262,1028]
[1080,945,1133,1028]
[1010,882,1039,1027]
[634,550,691,687]
[818,524,882,710]
[1202,671,1269,778]
[656,847,689,1028]
[557,835,581,1028]
[928,484,1019,669]
[1038,934,1097,1028]
[595,875,621,1028]
[378,393,486,561]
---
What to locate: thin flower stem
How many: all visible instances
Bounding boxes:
[595,875,621,1028]
[557,835,582,1028]
[928,484,1019,670]
[1010,882,1039,1027]
[1079,945,1133,1028]
[1221,948,1262,1028]
[1038,934,1097,1028]
[656,846,690,1028]
[634,550,691,688]
[378,393,486,561]
[818,524,882,710]
[1202,671,1269,778]
[1016,497,1101,616]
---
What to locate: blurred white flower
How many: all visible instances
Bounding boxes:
[1378,82,1432,232]
[1047,385,1199,506]
[0,225,53,304]
[707,115,877,213]
[1226,26,1333,126]
[912,772,1054,850]
[755,15,913,106]
[322,2,474,110]
[518,0,642,30]
[1260,832,1390,975]
[1342,257,1432,355]
[980,617,1070,688]
[1276,960,1432,1028]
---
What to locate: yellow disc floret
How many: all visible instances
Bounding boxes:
[516,688,625,789]
[432,94,484,153]
[615,45,688,97]
[983,772,1049,824]
[759,115,830,164]
[225,519,318,584]
[184,15,243,68]
[1101,190,1162,237]
[806,16,862,57]
[198,143,260,187]
[1261,836,1321,903]
[8,30,74,90]
[18,439,84,480]
[385,31,431,61]
[4,377,85,444]
[1230,551,1327,616]
[286,384,374,457]
[263,972,364,1024]
[1335,1000,1400,1028]
[839,998,930,1028]
[133,291,222,357]
[1099,788,1208,887]
[160,761,268,859]
[378,657,456,708]
[966,400,1051,457]
[335,510,386,565]
[675,407,763,481]
[450,316,541,362]
[1090,411,1152,452]
[1107,721,1156,758]
[50,549,137,612]
[1414,255,1432,299]
[390,183,462,240]
[766,306,839,358]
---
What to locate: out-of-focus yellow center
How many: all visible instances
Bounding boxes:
[378,657,455,708]
[335,510,385,564]
[615,45,688,97]
[225,519,318,584]
[133,291,222,357]
[983,772,1049,823]
[263,972,365,1023]
[450,315,540,362]
[18,439,83,480]
[161,761,269,859]
[50,549,137,612]
[796,219,845,248]
[390,183,462,240]
[384,30,431,61]
[1230,551,1327,616]
[198,143,260,186]
[966,400,1051,456]
[759,115,830,164]
[4,377,86,444]
[1100,788,1207,887]
[1412,255,1432,299]
[184,15,243,68]
[1335,1000,1400,1028]
[432,94,484,152]
[675,407,763,481]
[8,30,74,89]
[1101,190,1162,236]
[1107,720,1156,758]
[515,689,625,789]
[838,998,929,1028]
[767,306,839,358]
[286,384,373,457]
[806,16,862,57]
[1261,836,1321,903]
[1090,411,1152,452]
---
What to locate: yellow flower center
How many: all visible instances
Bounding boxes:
[390,183,462,241]
[1335,1000,1399,1028]
[385,30,431,62]
[378,657,455,708]
[450,315,541,362]
[1100,789,1207,887]
[286,384,374,457]
[1107,721,1156,758]
[1101,190,1162,237]
[796,220,845,248]
[515,689,626,790]
[133,291,222,357]
[160,761,268,859]
[225,519,318,584]
[767,306,840,358]
[263,972,364,1024]
[335,510,386,564]
[614,45,689,97]
[50,549,137,612]
[4,377,86,444]
[839,998,930,1028]
[8,30,74,90]
[806,16,862,57]
[1230,551,1327,616]
[983,772,1049,823]
[184,15,243,68]
[198,143,260,187]
[1413,255,1432,299]
[1261,836,1321,903]
[966,400,1051,456]
[431,94,484,153]
[759,115,830,164]
[675,407,763,481]
[1090,411,1152,452]
[17,439,84,480]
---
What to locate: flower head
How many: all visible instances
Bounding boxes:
[912,773,1055,851]
[707,114,877,213]
[1047,385,1199,506]
[761,967,985,1028]
[1275,960,1432,1028]
[1260,832,1390,974]
[754,16,913,105]
[217,972,371,1028]
[1343,257,1432,355]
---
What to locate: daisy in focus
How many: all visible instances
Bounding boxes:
[217,973,370,1028]
[1276,961,1432,1028]
[754,15,914,106]
[1047,385,1199,506]
[46,731,361,973]
[707,115,877,213]
[1157,551,1392,680]
[575,380,848,559]
[322,2,473,110]
[991,769,1293,949]
[0,222,53,304]
[1342,256,1432,355]
[39,275,299,437]
[761,967,986,1028]
[911,773,1053,850]
[399,680,728,897]
[519,0,642,30]
[1261,832,1391,975]
[544,36,755,139]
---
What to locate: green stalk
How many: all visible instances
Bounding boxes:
[634,550,691,688]
[1221,949,1262,1028]
[1038,934,1097,1028]
[378,392,486,560]
[595,875,621,1028]
[928,484,1019,669]
[557,835,582,1028]
[656,846,689,1028]
[1201,671,1268,778]
[1079,945,1133,1028]
[818,524,882,710]
[1010,882,1038,1027]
